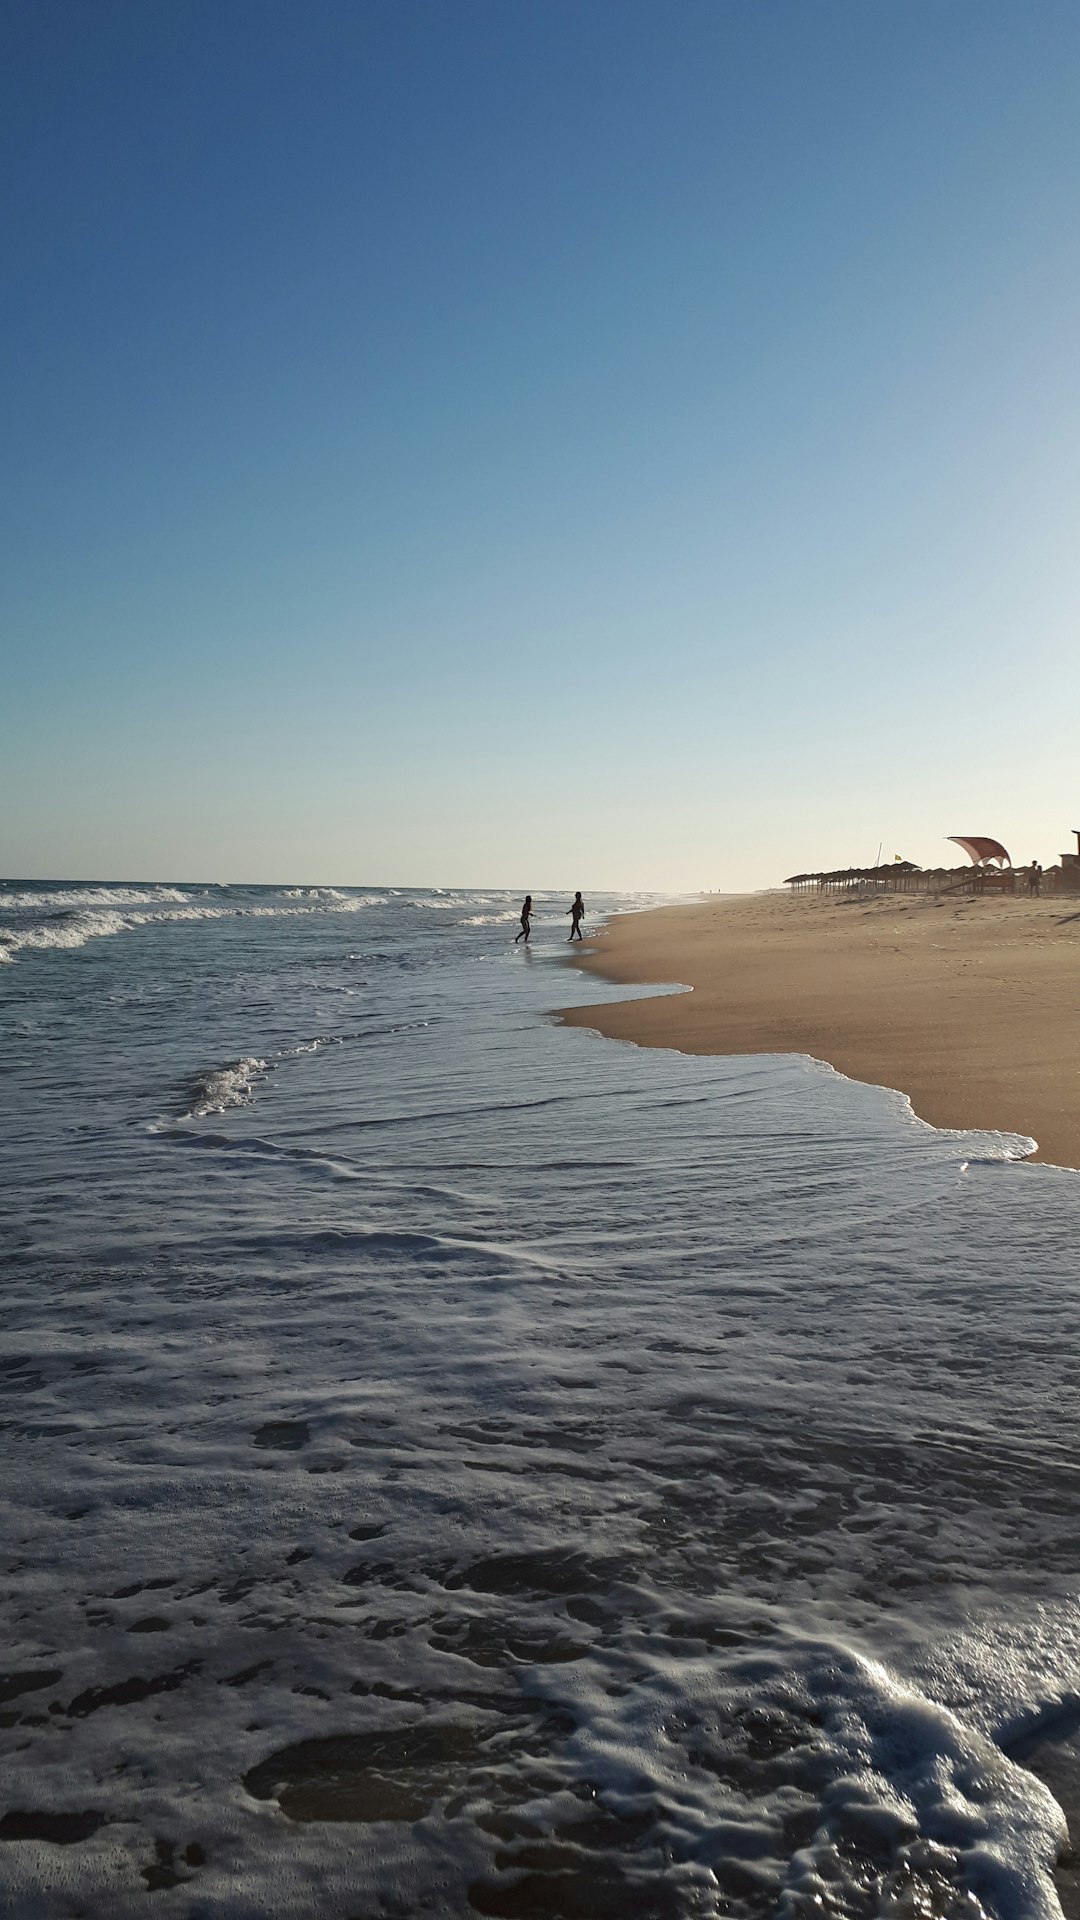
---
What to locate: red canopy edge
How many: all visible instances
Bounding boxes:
[947,835,1011,867]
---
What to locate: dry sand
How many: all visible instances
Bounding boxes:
[558,889,1080,1170]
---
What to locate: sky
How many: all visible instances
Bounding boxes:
[3,0,1078,890]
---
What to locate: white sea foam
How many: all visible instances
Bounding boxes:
[0,891,393,963]
[168,1036,345,1123]
[538,1632,1066,1920]
[4,886,1080,1918]
[913,1598,1080,1753]
[163,1036,343,1121]
[0,908,132,959]
[457,910,521,925]
[0,885,191,909]
[0,904,230,961]
[182,1056,269,1117]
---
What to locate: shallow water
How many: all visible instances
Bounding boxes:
[2,881,1080,1918]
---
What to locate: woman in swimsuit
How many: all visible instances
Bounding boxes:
[515,895,533,943]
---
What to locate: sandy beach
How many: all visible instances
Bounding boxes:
[559,890,1080,1170]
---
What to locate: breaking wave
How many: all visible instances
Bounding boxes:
[172,1035,345,1120]
[182,1056,269,1117]
[0,885,192,909]
[0,889,393,963]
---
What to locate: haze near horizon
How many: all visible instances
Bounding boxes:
[3,1,1078,891]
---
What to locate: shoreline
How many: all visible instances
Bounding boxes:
[557,891,1080,1171]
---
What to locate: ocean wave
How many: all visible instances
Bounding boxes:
[772,1638,1064,1920]
[457,910,521,926]
[0,886,521,965]
[0,908,132,959]
[0,904,233,961]
[170,1035,343,1122]
[181,1056,269,1118]
[550,1627,1065,1920]
[0,881,629,964]
[0,884,192,910]
[0,892,391,963]
[242,896,388,918]
[277,1036,344,1058]
[400,895,519,917]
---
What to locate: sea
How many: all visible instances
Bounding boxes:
[3,880,1080,1920]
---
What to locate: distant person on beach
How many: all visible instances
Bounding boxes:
[566,892,585,940]
[515,895,533,943]
[1029,861,1042,895]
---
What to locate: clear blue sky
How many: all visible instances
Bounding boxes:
[3,0,1078,887]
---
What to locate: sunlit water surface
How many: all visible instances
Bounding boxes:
[2,882,1080,1920]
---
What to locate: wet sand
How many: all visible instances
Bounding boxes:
[559,890,1080,1170]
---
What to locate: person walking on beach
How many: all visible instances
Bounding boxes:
[1028,861,1042,896]
[566,892,585,941]
[515,895,533,943]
